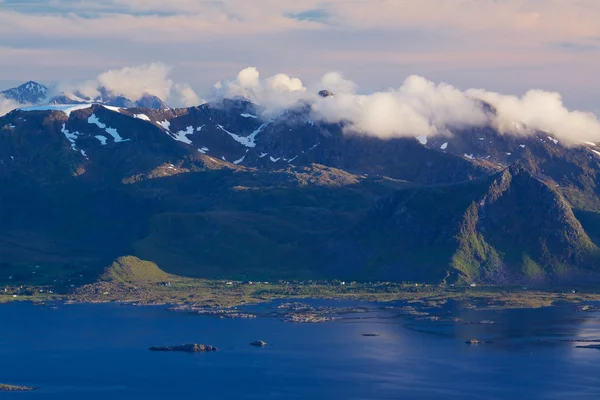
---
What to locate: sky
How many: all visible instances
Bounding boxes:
[0,0,599,112]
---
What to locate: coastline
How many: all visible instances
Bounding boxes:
[3,281,600,315]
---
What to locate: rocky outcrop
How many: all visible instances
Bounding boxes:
[0,384,36,392]
[576,344,600,350]
[250,340,267,347]
[149,344,218,352]
[465,339,483,345]
[318,90,334,98]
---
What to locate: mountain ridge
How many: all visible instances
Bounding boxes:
[1,80,170,110]
[1,97,600,286]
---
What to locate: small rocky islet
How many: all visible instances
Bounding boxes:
[250,340,268,347]
[576,344,600,350]
[0,383,36,392]
[149,344,218,352]
[465,339,493,345]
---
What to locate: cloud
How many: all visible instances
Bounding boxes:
[96,63,173,100]
[1,0,600,110]
[312,75,488,138]
[212,67,308,116]
[469,89,600,145]
[214,67,600,145]
[0,95,24,117]
[313,72,357,94]
[60,63,200,107]
[172,83,202,107]
[5,0,599,45]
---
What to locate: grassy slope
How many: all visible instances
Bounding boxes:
[70,255,600,310]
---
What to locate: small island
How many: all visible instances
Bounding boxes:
[465,339,484,345]
[149,344,218,352]
[0,383,36,392]
[362,333,380,337]
[576,345,600,350]
[250,340,268,347]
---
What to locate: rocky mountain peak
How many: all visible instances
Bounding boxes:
[1,81,49,104]
[318,90,334,98]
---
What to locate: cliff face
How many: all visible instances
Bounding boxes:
[345,165,600,284]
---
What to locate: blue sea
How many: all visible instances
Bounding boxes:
[1,300,599,399]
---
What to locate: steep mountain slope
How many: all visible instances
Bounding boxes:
[1,81,48,104]
[340,165,599,284]
[421,126,600,209]
[1,98,600,286]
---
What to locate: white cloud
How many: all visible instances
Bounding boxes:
[214,67,600,145]
[0,95,24,116]
[59,63,200,107]
[314,72,357,95]
[172,83,202,107]
[312,75,488,138]
[1,1,600,108]
[213,67,308,116]
[96,63,173,100]
[469,88,600,145]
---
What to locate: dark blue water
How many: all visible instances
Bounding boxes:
[1,301,599,399]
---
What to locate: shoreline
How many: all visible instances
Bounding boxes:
[3,284,600,316]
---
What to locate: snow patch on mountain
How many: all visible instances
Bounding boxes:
[240,113,258,119]
[217,122,269,147]
[157,120,171,131]
[20,104,93,116]
[61,124,80,151]
[172,126,194,145]
[103,106,121,113]
[88,114,129,143]
[134,114,151,121]
[95,135,108,145]
[19,104,122,117]
[440,142,448,150]
[417,135,428,145]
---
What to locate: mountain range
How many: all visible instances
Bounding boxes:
[1,80,600,287]
[1,81,170,110]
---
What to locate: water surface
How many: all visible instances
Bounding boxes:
[1,301,599,399]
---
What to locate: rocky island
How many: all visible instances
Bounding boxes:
[465,339,485,345]
[0,383,36,392]
[149,344,218,352]
[250,340,268,347]
[576,345,600,350]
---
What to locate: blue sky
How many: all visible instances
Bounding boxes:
[0,0,599,111]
